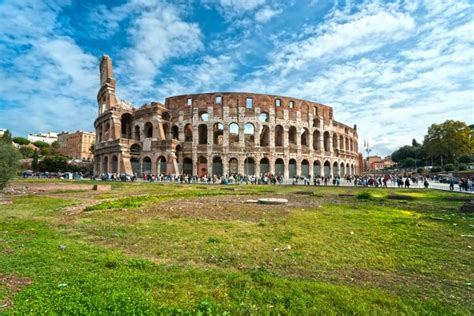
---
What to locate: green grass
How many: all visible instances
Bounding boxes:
[0,179,473,314]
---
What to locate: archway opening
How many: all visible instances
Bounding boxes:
[213,123,224,145]
[289,126,297,145]
[111,155,118,173]
[198,124,208,144]
[244,157,255,176]
[171,125,179,140]
[198,156,208,176]
[260,125,270,146]
[229,123,239,144]
[183,157,192,175]
[289,159,297,178]
[229,158,238,174]
[184,124,193,142]
[323,161,331,177]
[313,161,321,177]
[275,158,285,176]
[212,156,223,176]
[260,157,269,174]
[144,122,153,138]
[301,159,309,176]
[142,157,152,174]
[121,114,133,139]
[275,125,284,146]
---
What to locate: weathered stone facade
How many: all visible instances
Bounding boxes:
[94,55,359,178]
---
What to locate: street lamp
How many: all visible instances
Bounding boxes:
[364,139,371,172]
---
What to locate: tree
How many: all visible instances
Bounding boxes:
[423,120,473,163]
[1,130,13,144]
[51,141,60,155]
[32,150,39,171]
[0,141,19,191]
[391,145,423,162]
[412,139,421,147]
[90,144,95,155]
[32,141,49,148]
[19,146,35,158]
[458,154,472,164]
[12,137,30,146]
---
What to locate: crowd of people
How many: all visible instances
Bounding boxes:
[96,172,473,192]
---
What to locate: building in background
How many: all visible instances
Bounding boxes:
[27,132,58,144]
[366,156,395,172]
[94,55,359,177]
[58,131,95,161]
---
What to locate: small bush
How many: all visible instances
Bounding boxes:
[431,166,442,172]
[443,164,455,172]
[458,164,467,171]
[416,167,424,174]
[356,191,372,200]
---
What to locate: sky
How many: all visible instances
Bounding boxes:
[0,0,472,156]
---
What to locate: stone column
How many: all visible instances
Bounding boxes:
[269,158,275,175]
[284,158,289,179]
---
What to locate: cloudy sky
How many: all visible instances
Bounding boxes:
[0,0,472,155]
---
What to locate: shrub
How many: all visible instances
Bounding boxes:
[0,141,20,191]
[458,164,467,171]
[416,167,424,174]
[13,137,30,145]
[443,164,455,172]
[356,191,372,200]
[431,166,442,172]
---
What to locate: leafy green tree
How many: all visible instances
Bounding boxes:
[412,139,421,147]
[32,150,39,171]
[19,146,35,158]
[1,130,13,144]
[458,154,472,164]
[443,164,455,172]
[32,141,49,148]
[39,156,69,172]
[0,141,20,190]
[51,141,60,155]
[423,120,473,163]
[12,137,30,145]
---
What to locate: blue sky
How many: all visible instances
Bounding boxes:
[0,0,472,156]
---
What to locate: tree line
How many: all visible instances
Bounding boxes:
[391,120,473,172]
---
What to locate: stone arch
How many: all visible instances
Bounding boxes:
[144,122,153,138]
[345,137,349,151]
[340,162,345,176]
[313,130,320,150]
[313,160,321,177]
[104,122,110,140]
[289,126,297,145]
[333,161,339,177]
[142,156,152,174]
[244,157,255,175]
[229,123,239,143]
[183,157,193,175]
[301,159,309,176]
[323,132,331,152]
[333,133,338,150]
[198,124,207,144]
[244,123,255,146]
[275,158,285,176]
[131,157,140,175]
[184,123,193,142]
[162,123,169,140]
[171,125,179,140]
[199,111,208,122]
[162,112,171,121]
[130,143,141,154]
[197,156,208,176]
[111,155,118,173]
[102,156,109,174]
[212,156,223,176]
[213,123,224,145]
[313,118,320,128]
[229,157,238,174]
[259,112,269,123]
[260,157,270,174]
[301,128,309,147]
[289,158,297,178]
[275,125,284,146]
[260,125,270,146]
[121,113,133,139]
[350,139,354,152]
[323,160,331,177]
[158,156,167,175]
[134,125,140,141]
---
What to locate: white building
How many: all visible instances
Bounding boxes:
[27,132,58,144]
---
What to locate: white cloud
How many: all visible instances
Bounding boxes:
[255,6,282,23]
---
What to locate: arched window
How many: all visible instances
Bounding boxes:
[244,123,255,146]
[121,114,133,139]
[198,124,208,144]
[288,101,295,108]
[213,123,224,145]
[323,132,330,152]
[275,125,284,146]
[259,112,269,123]
[275,158,285,176]
[260,125,270,146]
[199,112,208,122]
[134,125,141,141]
[171,125,179,140]
[301,128,309,147]
[162,112,171,121]
[229,123,239,143]
[275,99,281,107]
[144,122,153,138]
[184,124,193,142]
[246,97,253,109]
[288,126,297,145]
[313,130,320,150]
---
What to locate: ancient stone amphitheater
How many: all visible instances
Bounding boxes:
[94,55,359,178]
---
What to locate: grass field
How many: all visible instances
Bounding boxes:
[0,179,473,314]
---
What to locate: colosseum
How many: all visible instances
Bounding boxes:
[94,55,359,179]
